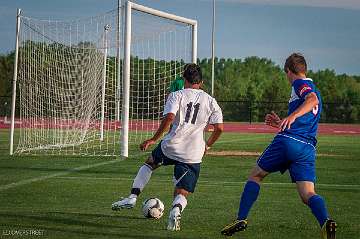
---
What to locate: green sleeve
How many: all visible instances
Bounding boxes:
[170,76,184,92]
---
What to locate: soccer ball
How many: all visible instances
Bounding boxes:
[142,198,165,219]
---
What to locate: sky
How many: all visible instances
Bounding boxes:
[0,0,359,75]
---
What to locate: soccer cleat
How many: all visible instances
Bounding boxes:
[321,219,337,239]
[111,196,137,210]
[221,219,248,236]
[167,206,181,231]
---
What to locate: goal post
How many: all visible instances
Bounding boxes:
[121,1,197,157]
[100,24,110,142]
[10,1,197,157]
[9,8,21,156]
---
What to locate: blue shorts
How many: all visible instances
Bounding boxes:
[151,144,200,193]
[257,134,316,183]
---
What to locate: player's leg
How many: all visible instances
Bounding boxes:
[112,144,164,210]
[222,136,286,236]
[221,166,268,236]
[167,162,200,231]
[238,166,268,219]
[289,141,336,239]
[111,156,159,210]
[296,182,336,239]
[167,188,189,231]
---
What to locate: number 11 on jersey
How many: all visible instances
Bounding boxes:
[185,102,200,124]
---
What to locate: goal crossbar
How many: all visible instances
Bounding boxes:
[121,1,197,157]
[10,1,198,158]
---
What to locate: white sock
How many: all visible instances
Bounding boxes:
[172,194,187,212]
[132,164,153,192]
[129,194,137,199]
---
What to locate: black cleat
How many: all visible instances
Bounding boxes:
[321,219,337,239]
[221,219,248,236]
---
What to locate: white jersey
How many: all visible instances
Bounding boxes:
[161,88,223,164]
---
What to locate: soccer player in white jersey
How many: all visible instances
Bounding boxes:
[112,63,224,231]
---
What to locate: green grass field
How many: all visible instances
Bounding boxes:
[0,129,359,239]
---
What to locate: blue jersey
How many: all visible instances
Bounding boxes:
[281,78,322,145]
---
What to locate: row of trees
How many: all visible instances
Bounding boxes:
[198,57,360,123]
[1,51,360,123]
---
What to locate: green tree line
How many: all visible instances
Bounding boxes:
[199,57,360,123]
[1,51,360,123]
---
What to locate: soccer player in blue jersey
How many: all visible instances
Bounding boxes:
[221,53,336,239]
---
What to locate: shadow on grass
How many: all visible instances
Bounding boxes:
[0,211,128,229]
[0,211,190,239]
[0,223,184,239]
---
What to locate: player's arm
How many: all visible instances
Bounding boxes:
[279,92,319,131]
[205,99,224,154]
[140,113,175,151]
[205,123,224,152]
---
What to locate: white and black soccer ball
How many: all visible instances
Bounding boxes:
[142,198,165,219]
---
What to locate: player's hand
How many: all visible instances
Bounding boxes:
[279,114,296,131]
[203,144,211,156]
[140,139,156,151]
[265,111,281,128]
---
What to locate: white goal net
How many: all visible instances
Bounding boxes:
[10,2,197,157]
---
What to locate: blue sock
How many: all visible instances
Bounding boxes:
[308,194,329,227]
[237,181,260,220]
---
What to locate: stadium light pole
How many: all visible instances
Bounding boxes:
[211,0,215,96]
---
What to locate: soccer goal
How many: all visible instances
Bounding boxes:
[9,1,197,157]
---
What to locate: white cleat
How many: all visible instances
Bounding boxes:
[167,206,181,231]
[111,197,137,210]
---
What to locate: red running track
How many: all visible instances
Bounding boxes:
[1,117,359,135]
[223,122,360,135]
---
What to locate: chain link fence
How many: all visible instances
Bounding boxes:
[218,100,360,124]
[1,96,360,124]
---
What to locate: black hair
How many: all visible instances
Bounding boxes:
[182,63,202,84]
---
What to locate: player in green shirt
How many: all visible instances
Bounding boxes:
[170,75,184,92]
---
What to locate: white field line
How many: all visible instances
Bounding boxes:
[0,160,122,192]
[0,136,350,192]
[0,151,148,192]
[0,138,248,192]
[54,176,360,189]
